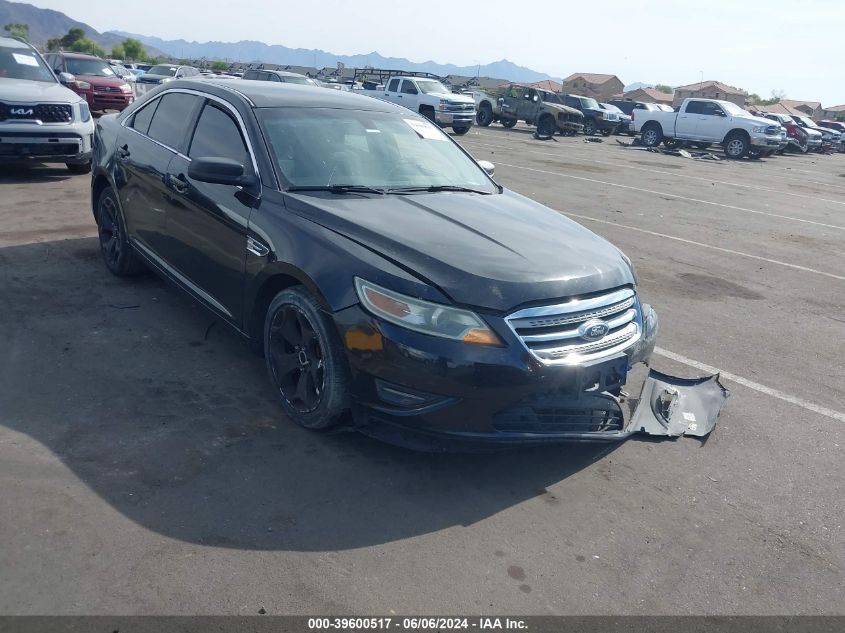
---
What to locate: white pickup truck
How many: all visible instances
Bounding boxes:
[631,98,784,158]
[360,76,476,135]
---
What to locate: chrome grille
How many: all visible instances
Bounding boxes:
[506,287,641,365]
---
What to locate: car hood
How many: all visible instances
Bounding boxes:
[76,74,127,87]
[138,74,173,82]
[429,92,474,104]
[544,102,583,117]
[286,189,635,312]
[0,78,83,104]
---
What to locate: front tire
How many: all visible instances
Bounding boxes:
[264,287,350,430]
[583,119,596,135]
[451,126,470,136]
[724,132,749,159]
[66,161,91,174]
[537,116,556,137]
[476,103,494,127]
[96,186,145,276]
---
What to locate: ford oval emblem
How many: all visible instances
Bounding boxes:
[578,319,609,342]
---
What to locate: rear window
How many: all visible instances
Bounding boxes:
[147,93,201,150]
[148,65,178,77]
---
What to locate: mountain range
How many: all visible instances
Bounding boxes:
[0,0,553,81]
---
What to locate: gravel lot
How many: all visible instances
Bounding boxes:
[1,123,843,615]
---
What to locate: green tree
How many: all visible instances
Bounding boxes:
[47,27,86,51]
[69,37,106,57]
[654,84,673,93]
[121,38,146,61]
[3,23,29,40]
[111,44,125,59]
[210,60,229,71]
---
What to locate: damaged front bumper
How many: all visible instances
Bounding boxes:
[336,302,728,451]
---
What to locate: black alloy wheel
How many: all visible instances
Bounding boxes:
[264,287,350,429]
[97,187,144,276]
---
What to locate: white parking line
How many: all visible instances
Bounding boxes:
[654,347,845,423]
[468,139,845,208]
[557,210,845,282]
[487,159,845,232]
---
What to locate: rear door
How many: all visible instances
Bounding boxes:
[383,77,402,104]
[116,92,202,259]
[162,98,257,325]
[675,100,702,138]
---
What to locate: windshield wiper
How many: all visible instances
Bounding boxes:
[288,185,386,195]
[387,185,492,195]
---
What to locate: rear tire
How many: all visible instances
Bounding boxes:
[96,186,145,277]
[641,123,663,147]
[500,117,517,128]
[724,132,749,159]
[264,287,350,430]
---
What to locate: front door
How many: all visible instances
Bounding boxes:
[161,98,256,325]
[695,101,728,142]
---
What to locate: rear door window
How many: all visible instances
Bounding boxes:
[130,99,159,135]
[387,78,400,92]
[147,92,202,151]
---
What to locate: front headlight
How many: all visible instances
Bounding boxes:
[79,101,91,122]
[119,83,132,93]
[751,126,766,133]
[76,80,91,90]
[355,278,503,346]
[438,99,447,111]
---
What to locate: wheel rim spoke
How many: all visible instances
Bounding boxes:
[269,304,327,414]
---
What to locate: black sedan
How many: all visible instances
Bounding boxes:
[90,78,721,449]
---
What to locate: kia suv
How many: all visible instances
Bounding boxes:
[43,51,134,112]
[90,79,726,448]
[0,36,94,172]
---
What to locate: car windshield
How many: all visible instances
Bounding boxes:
[579,97,600,109]
[148,65,178,77]
[600,103,622,114]
[416,80,449,95]
[794,116,814,127]
[0,45,55,82]
[259,107,495,192]
[720,102,747,116]
[65,58,115,77]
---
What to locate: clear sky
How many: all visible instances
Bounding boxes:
[25,0,845,106]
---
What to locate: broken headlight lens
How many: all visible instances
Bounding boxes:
[355,278,503,346]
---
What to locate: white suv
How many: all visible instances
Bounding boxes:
[0,36,95,172]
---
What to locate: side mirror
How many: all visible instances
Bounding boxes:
[188,157,258,187]
[533,95,539,102]
[477,160,495,177]
[58,72,74,84]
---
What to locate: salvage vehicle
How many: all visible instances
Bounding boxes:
[495,84,584,135]
[758,112,812,153]
[606,99,659,117]
[361,74,475,135]
[0,36,94,172]
[819,120,845,151]
[563,94,619,135]
[633,98,783,158]
[600,102,632,135]
[790,115,841,152]
[42,51,134,112]
[91,79,726,449]
[134,63,201,97]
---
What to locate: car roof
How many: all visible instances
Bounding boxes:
[253,69,309,78]
[0,36,33,49]
[170,78,401,112]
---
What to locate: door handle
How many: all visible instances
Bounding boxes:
[116,144,130,159]
[166,173,188,195]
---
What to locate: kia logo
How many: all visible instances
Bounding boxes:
[11,108,34,116]
[578,319,610,342]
